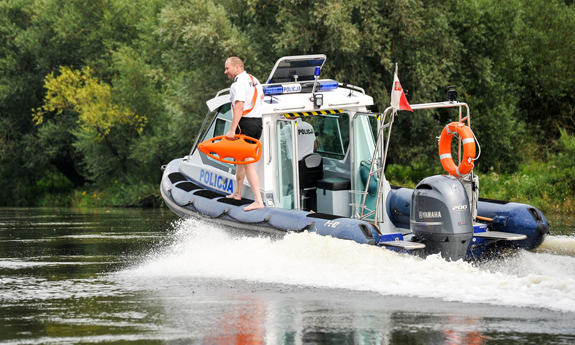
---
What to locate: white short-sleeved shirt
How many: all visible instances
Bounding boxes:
[230,71,263,118]
[296,119,316,159]
[281,118,316,161]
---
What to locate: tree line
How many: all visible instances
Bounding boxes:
[1,0,574,207]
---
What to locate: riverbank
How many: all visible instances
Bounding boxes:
[30,177,163,209]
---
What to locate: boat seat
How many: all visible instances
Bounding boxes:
[299,153,323,211]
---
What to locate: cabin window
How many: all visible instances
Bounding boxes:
[214,118,228,137]
[276,120,296,209]
[313,113,350,160]
[210,103,233,138]
[198,103,235,170]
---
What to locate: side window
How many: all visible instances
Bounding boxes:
[203,103,233,141]
[199,103,235,169]
[214,118,228,137]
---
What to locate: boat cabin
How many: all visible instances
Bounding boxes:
[181,55,395,229]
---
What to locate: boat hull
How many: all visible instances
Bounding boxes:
[161,159,548,261]
[161,159,406,247]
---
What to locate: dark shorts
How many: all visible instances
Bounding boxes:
[236,117,263,140]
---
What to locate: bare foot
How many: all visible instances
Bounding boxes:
[243,201,265,211]
[226,192,241,200]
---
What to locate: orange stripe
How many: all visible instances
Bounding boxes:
[242,74,258,116]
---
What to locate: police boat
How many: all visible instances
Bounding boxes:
[160,54,549,261]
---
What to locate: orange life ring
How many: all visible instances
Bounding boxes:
[438,122,476,177]
[198,134,262,165]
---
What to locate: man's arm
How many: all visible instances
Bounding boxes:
[226,101,244,139]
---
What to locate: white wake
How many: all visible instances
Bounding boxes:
[124,218,575,312]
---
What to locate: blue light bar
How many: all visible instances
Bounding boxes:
[263,83,302,95]
[263,85,283,96]
[319,80,338,91]
[263,80,338,95]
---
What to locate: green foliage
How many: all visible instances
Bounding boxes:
[157,0,258,150]
[479,130,575,213]
[70,180,161,208]
[516,0,575,141]
[419,0,527,172]
[35,66,146,180]
[553,129,575,169]
[35,66,146,135]
[25,172,75,207]
[386,163,444,189]
[0,0,166,204]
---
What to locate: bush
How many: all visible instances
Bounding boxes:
[477,130,574,213]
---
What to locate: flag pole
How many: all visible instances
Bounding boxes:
[393,63,398,115]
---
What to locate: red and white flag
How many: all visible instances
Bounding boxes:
[390,72,413,112]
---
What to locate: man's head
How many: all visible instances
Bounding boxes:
[224,57,244,79]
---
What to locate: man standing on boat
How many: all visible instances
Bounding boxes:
[224,57,265,211]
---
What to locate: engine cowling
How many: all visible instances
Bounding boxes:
[410,175,473,261]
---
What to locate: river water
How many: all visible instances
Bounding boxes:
[1,207,574,344]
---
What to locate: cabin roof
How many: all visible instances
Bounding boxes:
[206,83,374,114]
[207,55,374,113]
[260,84,373,115]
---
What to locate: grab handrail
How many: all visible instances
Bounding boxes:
[215,88,230,98]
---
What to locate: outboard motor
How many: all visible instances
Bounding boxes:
[411,175,473,261]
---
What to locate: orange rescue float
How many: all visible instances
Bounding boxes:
[198,135,262,165]
[438,122,476,177]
